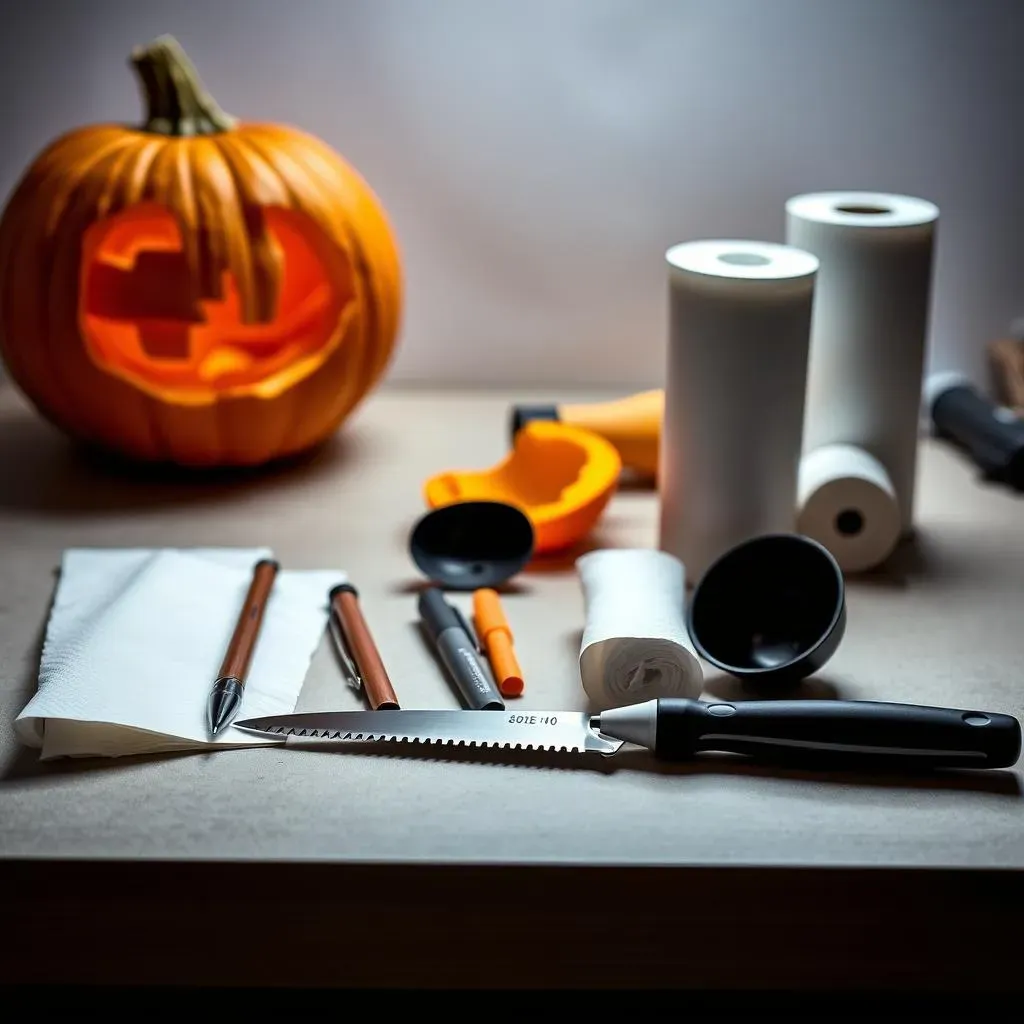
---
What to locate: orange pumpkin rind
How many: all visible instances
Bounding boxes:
[0,35,402,467]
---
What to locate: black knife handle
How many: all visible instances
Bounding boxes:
[654,699,1022,768]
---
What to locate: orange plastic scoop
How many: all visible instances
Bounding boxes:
[423,420,621,554]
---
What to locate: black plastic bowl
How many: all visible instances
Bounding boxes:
[687,533,846,686]
[409,500,535,590]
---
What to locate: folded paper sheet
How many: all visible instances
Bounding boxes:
[576,548,703,710]
[15,548,345,759]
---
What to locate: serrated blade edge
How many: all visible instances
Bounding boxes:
[234,709,623,756]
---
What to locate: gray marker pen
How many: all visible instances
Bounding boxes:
[417,587,505,711]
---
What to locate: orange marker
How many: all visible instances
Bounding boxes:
[472,588,524,698]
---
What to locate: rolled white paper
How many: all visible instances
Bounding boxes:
[659,239,819,583]
[785,191,939,537]
[576,548,703,710]
[797,444,901,573]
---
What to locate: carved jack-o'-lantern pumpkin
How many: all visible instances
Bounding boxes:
[0,36,401,466]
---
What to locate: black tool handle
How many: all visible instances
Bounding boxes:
[655,699,1022,768]
[930,382,1024,488]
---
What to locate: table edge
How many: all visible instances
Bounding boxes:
[2,858,1021,989]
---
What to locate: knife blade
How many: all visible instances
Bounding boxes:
[235,707,625,755]
[234,697,1022,768]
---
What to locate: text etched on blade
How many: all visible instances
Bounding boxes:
[508,715,558,726]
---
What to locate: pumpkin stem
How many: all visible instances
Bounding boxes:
[130,35,236,136]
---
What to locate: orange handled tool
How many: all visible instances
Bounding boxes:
[472,588,524,698]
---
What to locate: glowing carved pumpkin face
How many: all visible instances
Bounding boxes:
[81,203,354,402]
[0,35,401,466]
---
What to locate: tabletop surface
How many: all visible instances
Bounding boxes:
[1,380,1022,871]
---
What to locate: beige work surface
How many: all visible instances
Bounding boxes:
[1,381,1023,989]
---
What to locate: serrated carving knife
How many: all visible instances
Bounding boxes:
[234,697,1022,768]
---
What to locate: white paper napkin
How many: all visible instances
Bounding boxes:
[15,547,345,759]
[576,548,704,710]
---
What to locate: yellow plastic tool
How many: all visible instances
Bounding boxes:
[423,421,622,554]
[510,389,664,478]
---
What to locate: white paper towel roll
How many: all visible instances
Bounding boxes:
[797,444,900,573]
[576,548,703,710]
[659,239,818,583]
[785,191,939,537]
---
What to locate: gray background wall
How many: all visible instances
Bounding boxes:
[0,0,1021,390]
